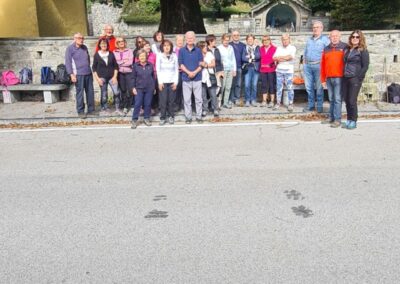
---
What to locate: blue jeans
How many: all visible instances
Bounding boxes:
[75,74,95,114]
[326,77,342,122]
[230,68,242,103]
[276,72,294,104]
[304,63,324,110]
[99,78,119,110]
[132,88,153,120]
[244,66,259,103]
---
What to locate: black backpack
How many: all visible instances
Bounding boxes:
[41,66,55,84]
[54,64,71,84]
[19,67,33,84]
[388,83,400,104]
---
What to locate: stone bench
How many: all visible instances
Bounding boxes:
[0,84,69,104]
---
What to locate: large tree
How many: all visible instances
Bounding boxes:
[159,0,206,34]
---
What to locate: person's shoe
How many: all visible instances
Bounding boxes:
[331,121,341,128]
[272,103,281,110]
[268,101,274,108]
[185,118,192,124]
[131,120,138,129]
[202,110,208,117]
[261,101,267,107]
[214,110,219,117]
[196,117,203,124]
[251,101,258,107]
[78,113,87,119]
[222,104,232,109]
[321,118,333,124]
[159,119,166,126]
[287,104,294,112]
[123,108,128,116]
[168,117,174,124]
[303,107,315,113]
[115,109,124,116]
[245,101,250,107]
[347,120,357,130]
[342,120,351,128]
[144,119,152,126]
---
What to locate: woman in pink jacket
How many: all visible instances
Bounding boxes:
[259,35,277,107]
[114,36,134,116]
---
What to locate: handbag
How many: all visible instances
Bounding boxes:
[207,68,217,86]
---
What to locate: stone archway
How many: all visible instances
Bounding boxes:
[266,4,296,32]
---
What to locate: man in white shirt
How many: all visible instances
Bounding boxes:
[272,33,296,112]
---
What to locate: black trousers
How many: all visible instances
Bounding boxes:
[342,77,362,122]
[118,72,133,109]
[159,83,176,120]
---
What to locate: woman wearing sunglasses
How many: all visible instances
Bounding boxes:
[342,30,369,129]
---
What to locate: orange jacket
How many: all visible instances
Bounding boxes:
[320,42,347,83]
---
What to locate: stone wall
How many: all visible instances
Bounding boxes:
[0,31,399,101]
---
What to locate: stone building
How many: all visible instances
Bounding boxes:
[251,0,328,33]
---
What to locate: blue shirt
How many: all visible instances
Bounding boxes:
[230,41,246,68]
[132,62,155,90]
[65,43,92,75]
[304,35,330,63]
[178,45,203,82]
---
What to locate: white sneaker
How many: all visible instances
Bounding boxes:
[272,103,281,110]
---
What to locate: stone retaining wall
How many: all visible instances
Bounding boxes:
[0,31,399,102]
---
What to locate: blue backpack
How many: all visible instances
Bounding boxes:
[41,66,55,84]
[19,67,33,84]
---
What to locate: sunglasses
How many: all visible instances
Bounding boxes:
[351,36,360,39]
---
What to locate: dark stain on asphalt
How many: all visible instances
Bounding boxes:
[153,195,167,201]
[284,190,305,200]
[292,206,313,218]
[145,210,168,219]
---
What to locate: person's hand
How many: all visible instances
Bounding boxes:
[322,82,327,89]
[159,83,164,91]
[111,77,118,85]
[97,79,104,86]
[172,83,177,91]
[132,88,137,95]
[217,71,224,79]
[200,61,207,68]
[232,71,236,77]
[70,74,77,83]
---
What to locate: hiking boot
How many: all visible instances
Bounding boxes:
[268,102,274,108]
[196,117,203,124]
[144,119,152,126]
[223,104,232,109]
[346,120,357,130]
[202,110,208,117]
[272,103,281,110]
[168,117,174,124]
[185,118,192,124]
[287,104,294,112]
[131,120,138,129]
[331,121,341,128]
[342,120,351,128]
[159,119,166,126]
[214,110,219,117]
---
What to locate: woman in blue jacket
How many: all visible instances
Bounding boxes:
[242,34,261,107]
[131,49,155,129]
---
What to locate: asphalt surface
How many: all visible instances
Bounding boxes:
[1,121,400,283]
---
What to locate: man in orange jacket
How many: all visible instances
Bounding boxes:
[320,30,347,127]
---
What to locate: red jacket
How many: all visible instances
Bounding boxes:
[320,42,347,83]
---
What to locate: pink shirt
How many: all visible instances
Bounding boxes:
[260,45,277,73]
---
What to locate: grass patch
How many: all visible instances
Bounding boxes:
[123,13,161,24]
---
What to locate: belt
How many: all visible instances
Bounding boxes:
[307,61,320,65]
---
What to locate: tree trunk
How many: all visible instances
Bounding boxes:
[159,0,206,34]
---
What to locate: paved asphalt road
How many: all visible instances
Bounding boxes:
[1,121,400,283]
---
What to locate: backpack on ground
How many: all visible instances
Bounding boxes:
[54,64,71,84]
[0,70,20,86]
[41,66,55,84]
[388,83,400,104]
[19,67,33,84]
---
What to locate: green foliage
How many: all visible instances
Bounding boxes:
[331,0,400,30]
[123,13,161,24]
[304,0,332,13]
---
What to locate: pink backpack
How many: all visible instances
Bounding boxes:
[0,70,20,86]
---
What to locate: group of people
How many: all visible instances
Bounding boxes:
[65,22,369,130]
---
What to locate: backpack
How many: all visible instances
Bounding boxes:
[0,70,20,86]
[388,83,400,104]
[19,67,33,84]
[41,66,55,84]
[54,64,71,84]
